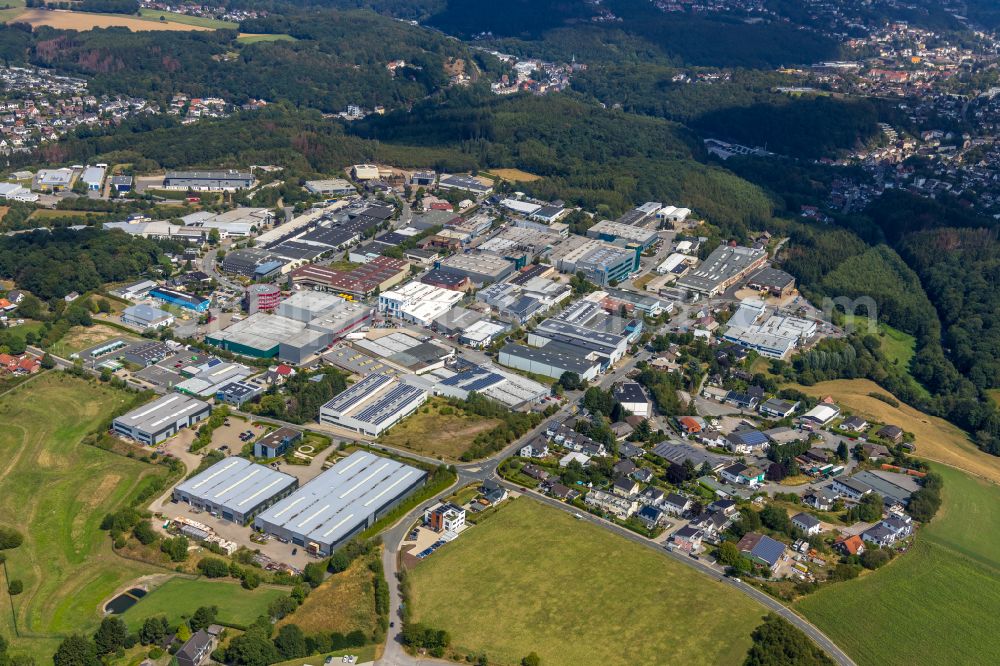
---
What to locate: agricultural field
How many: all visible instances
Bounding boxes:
[408,498,763,666]
[119,577,287,631]
[485,168,542,182]
[15,8,215,31]
[137,8,237,29]
[377,397,500,460]
[0,374,169,659]
[237,33,298,44]
[50,324,134,358]
[797,465,1000,666]
[789,378,1000,484]
[277,551,379,636]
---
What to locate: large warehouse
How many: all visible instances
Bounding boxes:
[254,451,426,555]
[173,457,298,525]
[319,373,428,437]
[112,393,211,445]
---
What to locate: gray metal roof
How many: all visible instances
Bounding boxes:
[175,456,296,512]
[255,451,425,546]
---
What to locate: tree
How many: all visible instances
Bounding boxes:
[717,541,742,567]
[92,617,128,655]
[160,535,188,562]
[836,441,849,462]
[197,557,229,578]
[52,635,99,666]
[241,569,261,590]
[274,624,308,659]
[268,595,298,621]
[6,580,22,596]
[132,521,157,545]
[558,371,583,391]
[849,492,883,523]
[327,551,350,574]
[227,621,279,666]
[189,606,218,632]
[40,353,56,369]
[743,614,834,666]
[760,504,791,533]
[138,616,168,645]
[522,653,542,666]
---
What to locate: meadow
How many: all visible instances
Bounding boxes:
[277,551,378,636]
[377,398,500,460]
[0,374,169,659]
[789,378,1000,484]
[119,578,286,631]
[796,465,1000,665]
[408,498,763,666]
[137,9,237,30]
[15,8,214,31]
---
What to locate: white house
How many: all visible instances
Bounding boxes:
[791,512,822,536]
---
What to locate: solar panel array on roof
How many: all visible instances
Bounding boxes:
[355,384,424,426]
[323,374,393,413]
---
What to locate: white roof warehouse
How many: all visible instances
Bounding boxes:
[173,457,298,525]
[254,451,426,555]
[112,393,211,446]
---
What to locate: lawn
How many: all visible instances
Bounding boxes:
[377,398,500,460]
[120,578,287,631]
[277,550,378,636]
[840,315,926,397]
[50,324,135,358]
[408,498,763,666]
[137,8,237,29]
[237,32,298,43]
[796,465,1000,666]
[0,0,25,23]
[0,374,170,659]
[788,378,1000,485]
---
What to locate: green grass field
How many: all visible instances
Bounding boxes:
[237,33,298,44]
[0,0,24,23]
[796,465,1000,666]
[0,374,170,659]
[138,8,237,29]
[377,398,500,460]
[120,578,286,630]
[408,498,763,666]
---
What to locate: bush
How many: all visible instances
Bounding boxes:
[7,579,22,595]
[160,536,189,562]
[860,547,892,570]
[132,521,157,545]
[0,527,24,550]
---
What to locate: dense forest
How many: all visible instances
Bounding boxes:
[0,10,487,113]
[0,228,175,299]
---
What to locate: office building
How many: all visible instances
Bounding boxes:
[378,281,463,328]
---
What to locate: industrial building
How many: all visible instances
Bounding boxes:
[676,245,767,296]
[81,165,106,191]
[149,287,210,312]
[215,380,264,407]
[222,249,285,280]
[437,253,514,286]
[349,332,454,374]
[182,208,273,237]
[290,256,410,298]
[173,457,298,524]
[412,362,548,408]
[528,300,637,366]
[121,303,174,330]
[498,340,602,381]
[163,170,254,191]
[319,373,428,437]
[208,291,372,363]
[437,174,492,195]
[722,300,817,359]
[175,359,254,397]
[553,238,639,286]
[378,281,464,327]
[254,451,426,555]
[304,178,355,195]
[586,219,659,248]
[746,267,796,297]
[112,393,211,445]
[244,283,282,314]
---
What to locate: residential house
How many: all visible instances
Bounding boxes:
[521,464,550,482]
[720,463,765,488]
[670,525,704,552]
[834,534,866,557]
[610,421,633,440]
[791,512,822,536]
[559,452,591,468]
[677,415,703,436]
[613,459,637,478]
[841,415,869,432]
[689,509,731,537]
[637,505,665,528]
[876,424,904,443]
[737,532,786,572]
[861,443,892,461]
[611,476,640,498]
[708,499,738,517]
[519,437,549,459]
[618,441,644,459]
[803,489,838,511]
[662,492,692,516]
[175,630,217,666]
[640,486,665,507]
[632,468,654,483]
[698,429,726,448]
[862,514,913,547]
[480,479,509,506]
[544,481,579,501]
[585,489,638,519]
